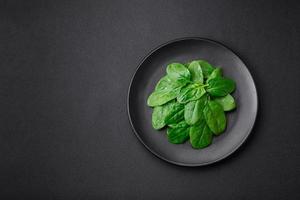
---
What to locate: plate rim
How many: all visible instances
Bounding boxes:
[127,37,258,167]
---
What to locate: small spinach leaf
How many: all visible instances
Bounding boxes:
[214,94,236,111]
[166,63,191,84]
[184,95,207,125]
[167,121,190,144]
[188,61,204,83]
[189,119,213,149]
[207,77,235,97]
[203,101,226,135]
[177,83,206,103]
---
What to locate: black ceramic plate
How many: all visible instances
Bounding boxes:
[127,38,257,166]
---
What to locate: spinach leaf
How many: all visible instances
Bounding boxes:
[147,89,179,107]
[148,76,184,107]
[152,100,176,129]
[188,61,204,83]
[155,75,172,91]
[193,60,215,78]
[203,101,226,135]
[214,94,236,111]
[165,102,184,125]
[167,121,190,144]
[184,95,207,125]
[206,68,222,82]
[155,75,170,91]
[189,119,213,149]
[177,83,206,103]
[155,75,184,91]
[207,77,235,97]
[166,63,191,84]
[152,106,166,130]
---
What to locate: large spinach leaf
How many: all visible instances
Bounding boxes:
[177,83,206,103]
[167,121,190,144]
[207,77,235,97]
[189,119,213,149]
[203,101,226,135]
[184,95,207,125]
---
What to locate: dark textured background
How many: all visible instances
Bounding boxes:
[0,0,299,199]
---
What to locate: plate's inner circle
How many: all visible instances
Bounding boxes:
[128,38,257,166]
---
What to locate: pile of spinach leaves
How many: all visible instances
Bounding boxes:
[147,60,236,149]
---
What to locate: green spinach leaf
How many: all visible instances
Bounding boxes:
[214,94,236,111]
[167,121,190,144]
[203,101,226,135]
[155,75,184,91]
[207,77,235,97]
[165,102,184,125]
[148,76,184,107]
[189,119,213,149]
[193,60,215,78]
[166,63,191,84]
[152,100,176,129]
[177,83,206,103]
[184,95,207,125]
[147,89,178,107]
[206,68,222,82]
[188,61,204,83]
